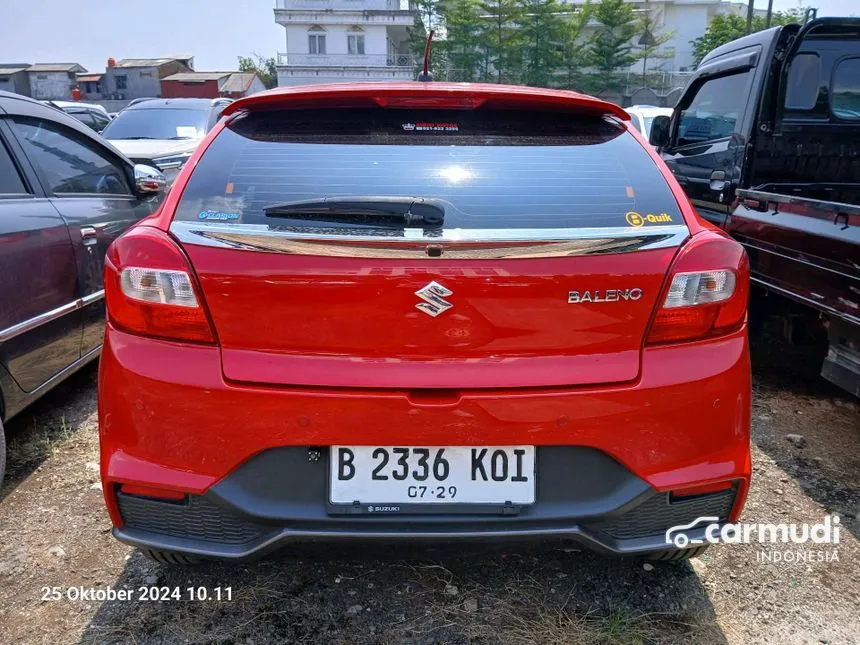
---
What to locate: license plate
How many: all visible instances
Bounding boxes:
[329,446,535,505]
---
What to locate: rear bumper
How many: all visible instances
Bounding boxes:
[112,446,738,560]
[99,325,751,559]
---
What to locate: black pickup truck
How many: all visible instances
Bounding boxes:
[650,18,860,396]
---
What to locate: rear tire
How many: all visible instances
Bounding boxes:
[141,548,200,566]
[646,544,710,562]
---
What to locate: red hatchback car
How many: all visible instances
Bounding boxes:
[98,83,751,564]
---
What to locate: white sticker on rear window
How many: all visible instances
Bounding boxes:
[402,122,459,132]
[198,210,240,221]
[176,126,199,138]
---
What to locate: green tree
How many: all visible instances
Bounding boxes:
[409,14,430,75]
[480,0,523,83]
[238,54,278,89]
[516,0,567,88]
[558,3,592,90]
[691,8,808,67]
[588,0,642,90]
[438,0,486,82]
[635,3,674,81]
[410,0,447,78]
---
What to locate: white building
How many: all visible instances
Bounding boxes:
[566,0,766,73]
[274,0,418,87]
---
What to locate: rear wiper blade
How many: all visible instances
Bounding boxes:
[263,196,445,227]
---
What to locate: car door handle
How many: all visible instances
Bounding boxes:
[80,226,98,246]
[709,170,727,191]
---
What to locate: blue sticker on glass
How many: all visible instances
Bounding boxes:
[198,210,240,221]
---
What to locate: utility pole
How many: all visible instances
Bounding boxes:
[746,0,755,34]
[766,0,774,28]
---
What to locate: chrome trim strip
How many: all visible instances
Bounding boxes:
[170,221,690,259]
[0,289,105,343]
[81,289,106,306]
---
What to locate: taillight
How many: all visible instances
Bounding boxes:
[104,226,215,344]
[646,231,749,345]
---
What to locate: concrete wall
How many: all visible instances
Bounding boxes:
[103,66,161,99]
[662,3,711,71]
[28,71,73,99]
[161,79,220,98]
[0,72,30,97]
[244,76,267,95]
[102,61,192,99]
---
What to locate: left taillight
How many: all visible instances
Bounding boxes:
[104,226,215,344]
[646,230,749,345]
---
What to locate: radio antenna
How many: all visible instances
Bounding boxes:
[417,30,434,82]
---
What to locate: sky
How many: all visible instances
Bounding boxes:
[0,0,856,74]
[0,0,285,72]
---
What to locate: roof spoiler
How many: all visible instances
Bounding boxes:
[221,83,630,121]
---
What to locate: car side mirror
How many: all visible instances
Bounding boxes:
[649,115,671,149]
[134,164,166,196]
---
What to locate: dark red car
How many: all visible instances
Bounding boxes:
[98,83,751,564]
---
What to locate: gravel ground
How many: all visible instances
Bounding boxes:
[0,333,857,645]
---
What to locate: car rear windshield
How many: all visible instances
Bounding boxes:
[174,108,682,232]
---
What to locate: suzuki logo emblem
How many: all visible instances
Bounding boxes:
[415,281,453,317]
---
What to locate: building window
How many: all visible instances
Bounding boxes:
[309,33,326,55]
[115,75,128,90]
[348,34,366,55]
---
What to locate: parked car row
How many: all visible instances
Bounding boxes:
[0,91,167,482]
[44,100,112,132]
[42,96,232,181]
[102,97,232,183]
[0,91,235,485]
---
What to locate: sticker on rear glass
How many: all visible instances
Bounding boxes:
[626,211,673,227]
[198,210,240,221]
[402,122,459,132]
[176,126,199,138]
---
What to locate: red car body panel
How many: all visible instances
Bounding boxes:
[99,324,751,528]
[185,244,676,389]
[98,82,752,556]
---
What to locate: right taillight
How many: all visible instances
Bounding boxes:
[104,226,215,344]
[646,231,749,345]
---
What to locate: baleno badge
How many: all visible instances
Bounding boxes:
[568,289,643,304]
[415,281,453,317]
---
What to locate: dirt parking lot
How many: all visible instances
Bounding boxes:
[0,333,857,645]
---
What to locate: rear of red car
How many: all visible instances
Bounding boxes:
[98,84,751,562]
